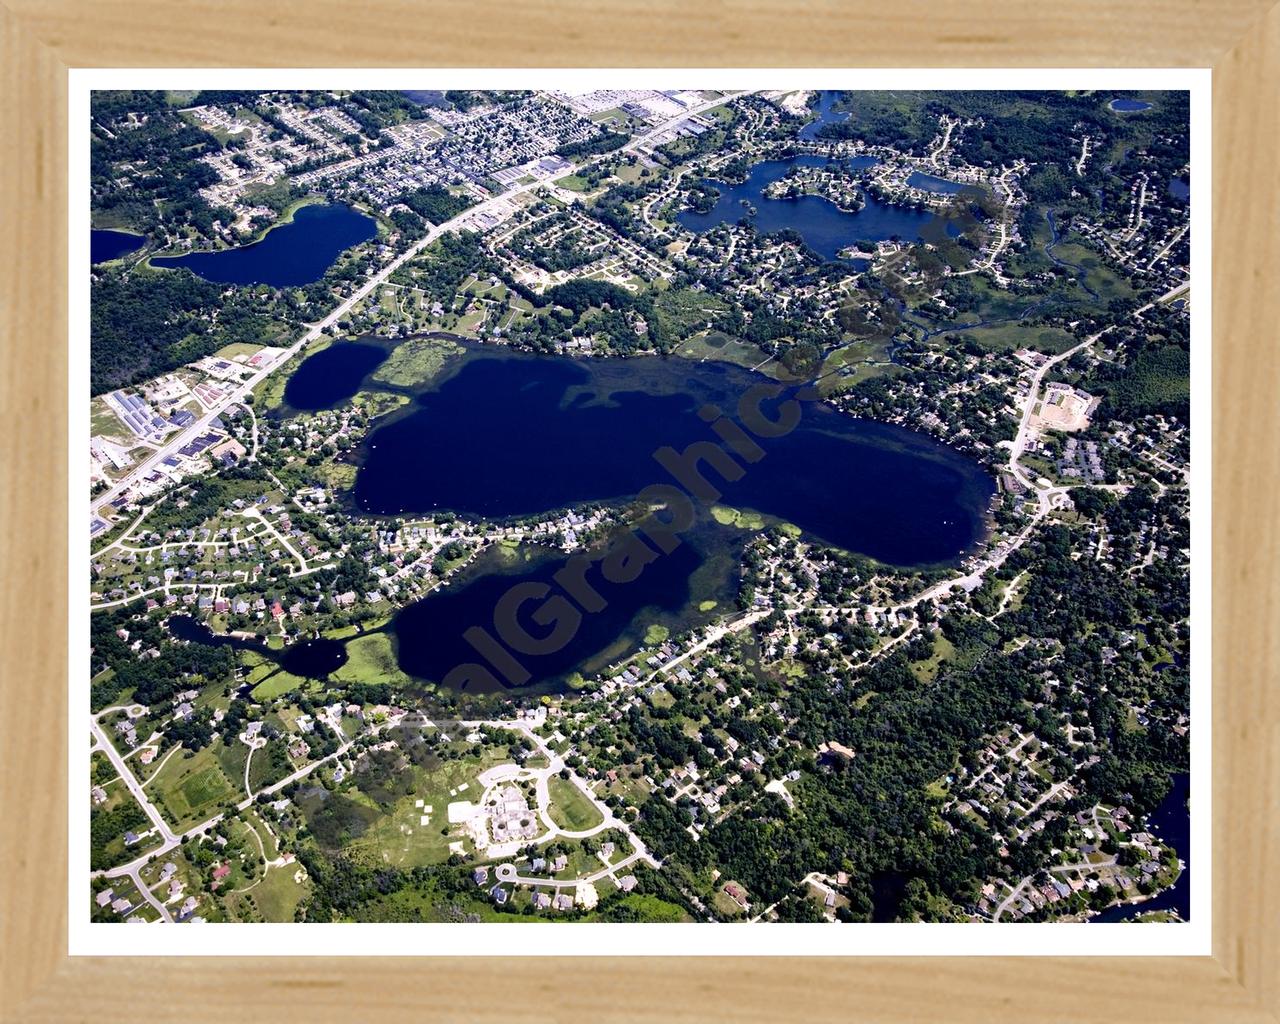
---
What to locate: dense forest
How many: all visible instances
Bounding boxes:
[90,267,288,394]
[397,185,474,226]
[91,91,223,236]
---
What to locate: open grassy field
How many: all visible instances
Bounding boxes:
[592,892,689,922]
[675,331,770,372]
[330,632,413,689]
[909,632,957,683]
[152,744,239,829]
[554,175,592,192]
[818,337,905,394]
[250,668,309,701]
[222,857,311,923]
[212,341,265,361]
[90,398,129,440]
[1049,239,1139,304]
[344,746,517,869]
[613,161,650,184]
[546,775,605,833]
[951,322,1081,355]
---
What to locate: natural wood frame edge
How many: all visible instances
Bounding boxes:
[1,2,1276,1020]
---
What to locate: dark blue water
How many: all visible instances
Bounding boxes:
[1168,177,1190,201]
[345,346,994,567]
[91,229,144,264]
[870,871,908,922]
[402,90,446,107]
[284,342,389,410]
[167,614,349,678]
[799,90,850,141]
[392,533,714,693]
[1109,98,1153,112]
[1091,771,1190,923]
[907,171,978,196]
[151,204,377,287]
[676,155,943,262]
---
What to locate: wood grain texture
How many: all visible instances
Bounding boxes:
[0,0,1276,1020]
[1212,4,1280,1015]
[0,3,70,1019]
[1,0,1277,67]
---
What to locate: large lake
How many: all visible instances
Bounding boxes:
[336,344,994,565]
[340,346,992,693]
[91,229,145,264]
[151,203,377,287]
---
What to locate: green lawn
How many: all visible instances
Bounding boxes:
[554,174,591,192]
[950,322,1080,355]
[330,632,412,688]
[909,633,958,684]
[344,746,516,868]
[546,775,605,832]
[212,342,265,361]
[152,744,239,829]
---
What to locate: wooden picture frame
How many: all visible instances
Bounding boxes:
[2,2,1276,1019]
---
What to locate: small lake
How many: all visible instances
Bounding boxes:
[906,171,979,196]
[151,203,377,287]
[167,614,349,680]
[1109,98,1153,112]
[285,342,389,410]
[1168,177,1190,201]
[676,154,945,262]
[1090,771,1191,923]
[91,229,145,264]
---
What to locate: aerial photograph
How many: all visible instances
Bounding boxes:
[86,86,1192,928]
